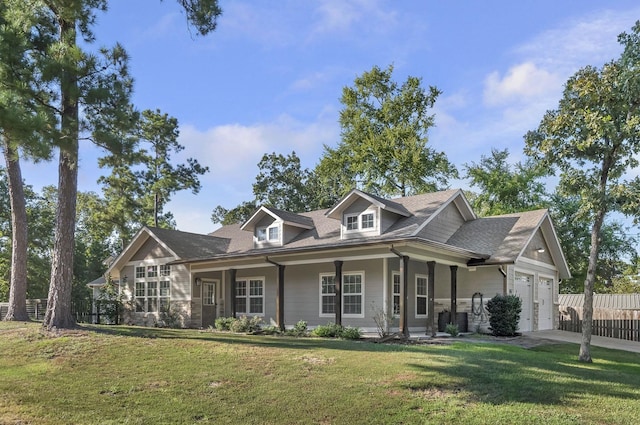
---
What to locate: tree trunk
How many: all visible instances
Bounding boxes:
[2,140,29,321]
[43,16,78,331]
[579,207,607,362]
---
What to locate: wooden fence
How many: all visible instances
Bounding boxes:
[559,305,640,342]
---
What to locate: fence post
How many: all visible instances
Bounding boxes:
[96,300,100,325]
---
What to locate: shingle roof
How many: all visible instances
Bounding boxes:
[263,206,315,229]
[447,209,548,263]
[147,226,230,259]
[559,293,640,310]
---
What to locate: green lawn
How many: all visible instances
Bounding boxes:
[1,322,638,424]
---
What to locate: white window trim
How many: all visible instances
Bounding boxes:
[256,223,281,244]
[134,262,171,314]
[415,274,428,318]
[318,271,365,318]
[342,271,365,318]
[235,276,265,316]
[343,210,377,234]
[392,271,401,318]
[319,273,336,318]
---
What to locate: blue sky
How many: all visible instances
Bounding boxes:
[23,1,640,234]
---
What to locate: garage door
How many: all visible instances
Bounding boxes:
[538,278,553,330]
[514,273,532,332]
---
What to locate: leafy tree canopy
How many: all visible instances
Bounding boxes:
[316,64,457,199]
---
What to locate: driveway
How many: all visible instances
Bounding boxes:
[524,330,640,354]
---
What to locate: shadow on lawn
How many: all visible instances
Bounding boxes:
[405,342,640,406]
[79,323,430,353]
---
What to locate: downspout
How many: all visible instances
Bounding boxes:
[498,266,507,295]
[266,257,286,331]
[390,245,410,338]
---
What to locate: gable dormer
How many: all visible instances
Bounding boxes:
[326,190,412,240]
[241,206,314,248]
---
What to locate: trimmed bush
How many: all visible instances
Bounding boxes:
[486,294,522,336]
[312,323,361,340]
[230,315,263,333]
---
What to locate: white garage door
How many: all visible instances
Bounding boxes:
[538,278,553,330]
[514,273,532,332]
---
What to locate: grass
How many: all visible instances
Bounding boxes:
[1,322,639,424]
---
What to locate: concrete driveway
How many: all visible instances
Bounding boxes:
[525,330,640,354]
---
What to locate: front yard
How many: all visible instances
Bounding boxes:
[0,321,638,424]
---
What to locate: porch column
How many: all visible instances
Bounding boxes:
[334,260,343,326]
[229,269,237,318]
[399,255,410,338]
[276,264,286,331]
[450,265,458,321]
[426,261,436,336]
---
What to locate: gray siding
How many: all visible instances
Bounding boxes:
[522,229,554,264]
[130,238,172,261]
[419,202,465,242]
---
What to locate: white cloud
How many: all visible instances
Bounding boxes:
[484,62,561,107]
[516,8,640,73]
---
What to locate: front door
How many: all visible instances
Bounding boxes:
[202,281,217,328]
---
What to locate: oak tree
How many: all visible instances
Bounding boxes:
[525,22,640,362]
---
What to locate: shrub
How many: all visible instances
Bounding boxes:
[262,325,281,335]
[312,322,343,338]
[486,294,522,336]
[230,315,263,333]
[312,323,361,340]
[157,303,183,328]
[285,320,308,337]
[339,326,362,340]
[214,317,235,331]
[445,323,459,337]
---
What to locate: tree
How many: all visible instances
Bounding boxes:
[525,22,640,362]
[316,64,457,199]
[212,151,331,225]
[464,148,548,216]
[0,3,56,320]
[98,109,209,246]
[3,0,222,331]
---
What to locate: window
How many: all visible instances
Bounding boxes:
[147,265,158,278]
[392,272,401,316]
[235,278,264,315]
[416,275,428,317]
[203,282,215,306]
[344,211,376,233]
[361,213,374,229]
[256,225,279,242]
[320,274,336,316]
[343,273,364,316]
[134,263,171,313]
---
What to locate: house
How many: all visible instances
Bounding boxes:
[95,189,570,334]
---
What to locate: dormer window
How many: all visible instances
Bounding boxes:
[257,225,280,242]
[345,211,376,233]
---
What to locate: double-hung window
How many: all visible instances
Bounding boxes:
[134,264,171,313]
[319,272,365,318]
[392,272,401,317]
[235,278,264,315]
[320,274,336,316]
[416,275,428,317]
[257,225,280,242]
[344,211,376,233]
